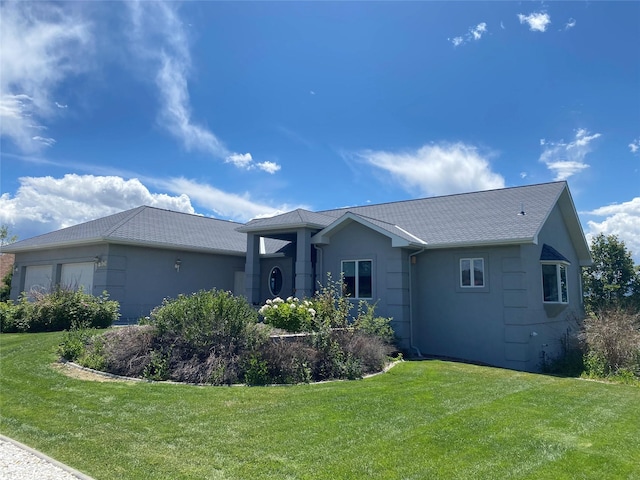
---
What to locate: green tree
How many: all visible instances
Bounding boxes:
[0,224,18,247]
[582,233,640,313]
[0,224,18,302]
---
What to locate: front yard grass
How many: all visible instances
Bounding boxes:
[1,332,639,479]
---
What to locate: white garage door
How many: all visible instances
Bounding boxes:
[24,265,54,297]
[61,262,94,293]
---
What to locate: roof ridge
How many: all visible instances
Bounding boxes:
[317,181,568,214]
[103,206,147,237]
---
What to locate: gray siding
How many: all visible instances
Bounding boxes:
[413,245,521,368]
[259,256,294,303]
[318,222,412,347]
[10,244,107,299]
[107,244,245,321]
[11,244,245,322]
[412,203,584,371]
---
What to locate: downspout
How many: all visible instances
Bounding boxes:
[409,248,426,358]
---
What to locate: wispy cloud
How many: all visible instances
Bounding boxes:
[629,138,640,154]
[517,12,551,32]
[585,197,640,263]
[564,18,576,31]
[126,1,280,174]
[449,22,488,47]
[351,142,505,197]
[539,129,600,180]
[0,2,92,152]
[157,177,297,221]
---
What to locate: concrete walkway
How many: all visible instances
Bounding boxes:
[0,435,95,480]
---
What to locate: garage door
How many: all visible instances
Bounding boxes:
[61,262,94,294]
[24,265,54,297]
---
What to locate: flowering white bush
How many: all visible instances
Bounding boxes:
[259,297,316,332]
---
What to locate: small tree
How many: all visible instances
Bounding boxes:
[0,224,17,302]
[582,234,639,313]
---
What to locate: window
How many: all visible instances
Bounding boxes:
[460,258,484,288]
[342,260,372,299]
[269,267,283,296]
[542,263,568,303]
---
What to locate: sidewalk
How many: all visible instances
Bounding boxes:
[0,435,95,480]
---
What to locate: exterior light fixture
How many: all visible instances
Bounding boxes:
[174,259,182,272]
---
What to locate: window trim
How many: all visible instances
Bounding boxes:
[268,266,283,296]
[341,259,373,300]
[459,257,485,288]
[541,261,569,304]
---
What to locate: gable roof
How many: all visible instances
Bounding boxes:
[2,206,254,256]
[3,182,591,264]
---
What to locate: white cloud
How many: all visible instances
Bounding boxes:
[585,197,640,263]
[471,23,487,41]
[353,142,505,197]
[629,138,640,154]
[517,12,551,32]
[126,2,280,173]
[539,128,601,180]
[226,153,254,169]
[225,153,281,174]
[158,177,296,222]
[564,18,576,31]
[256,161,281,174]
[32,136,56,147]
[0,174,194,236]
[449,22,488,47]
[0,2,92,152]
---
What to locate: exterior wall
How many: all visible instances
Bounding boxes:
[516,204,585,371]
[11,243,245,323]
[10,244,107,300]
[258,256,294,304]
[107,244,245,321]
[413,245,523,369]
[412,204,584,372]
[317,222,412,348]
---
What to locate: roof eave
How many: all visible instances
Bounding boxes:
[1,238,108,253]
[237,222,328,234]
[423,237,536,250]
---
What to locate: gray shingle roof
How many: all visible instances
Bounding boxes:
[540,244,571,263]
[3,206,252,255]
[4,182,589,262]
[247,182,570,248]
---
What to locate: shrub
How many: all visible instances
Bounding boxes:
[259,297,316,332]
[1,288,119,333]
[58,322,93,361]
[581,308,640,377]
[149,289,262,355]
[254,339,315,385]
[353,301,395,344]
[312,273,352,329]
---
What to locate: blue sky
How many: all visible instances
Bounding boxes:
[1,1,639,261]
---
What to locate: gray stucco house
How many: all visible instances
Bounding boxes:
[3,181,591,372]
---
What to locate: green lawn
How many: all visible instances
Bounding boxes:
[1,332,639,480]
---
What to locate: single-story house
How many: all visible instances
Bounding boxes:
[3,181,592,372]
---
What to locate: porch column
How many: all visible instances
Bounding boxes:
[244,233,261,305]
[295,228,314,298]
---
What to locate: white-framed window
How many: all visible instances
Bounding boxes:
[460,258,484,288]
[542,263,568,303]
[341,260,373,299]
